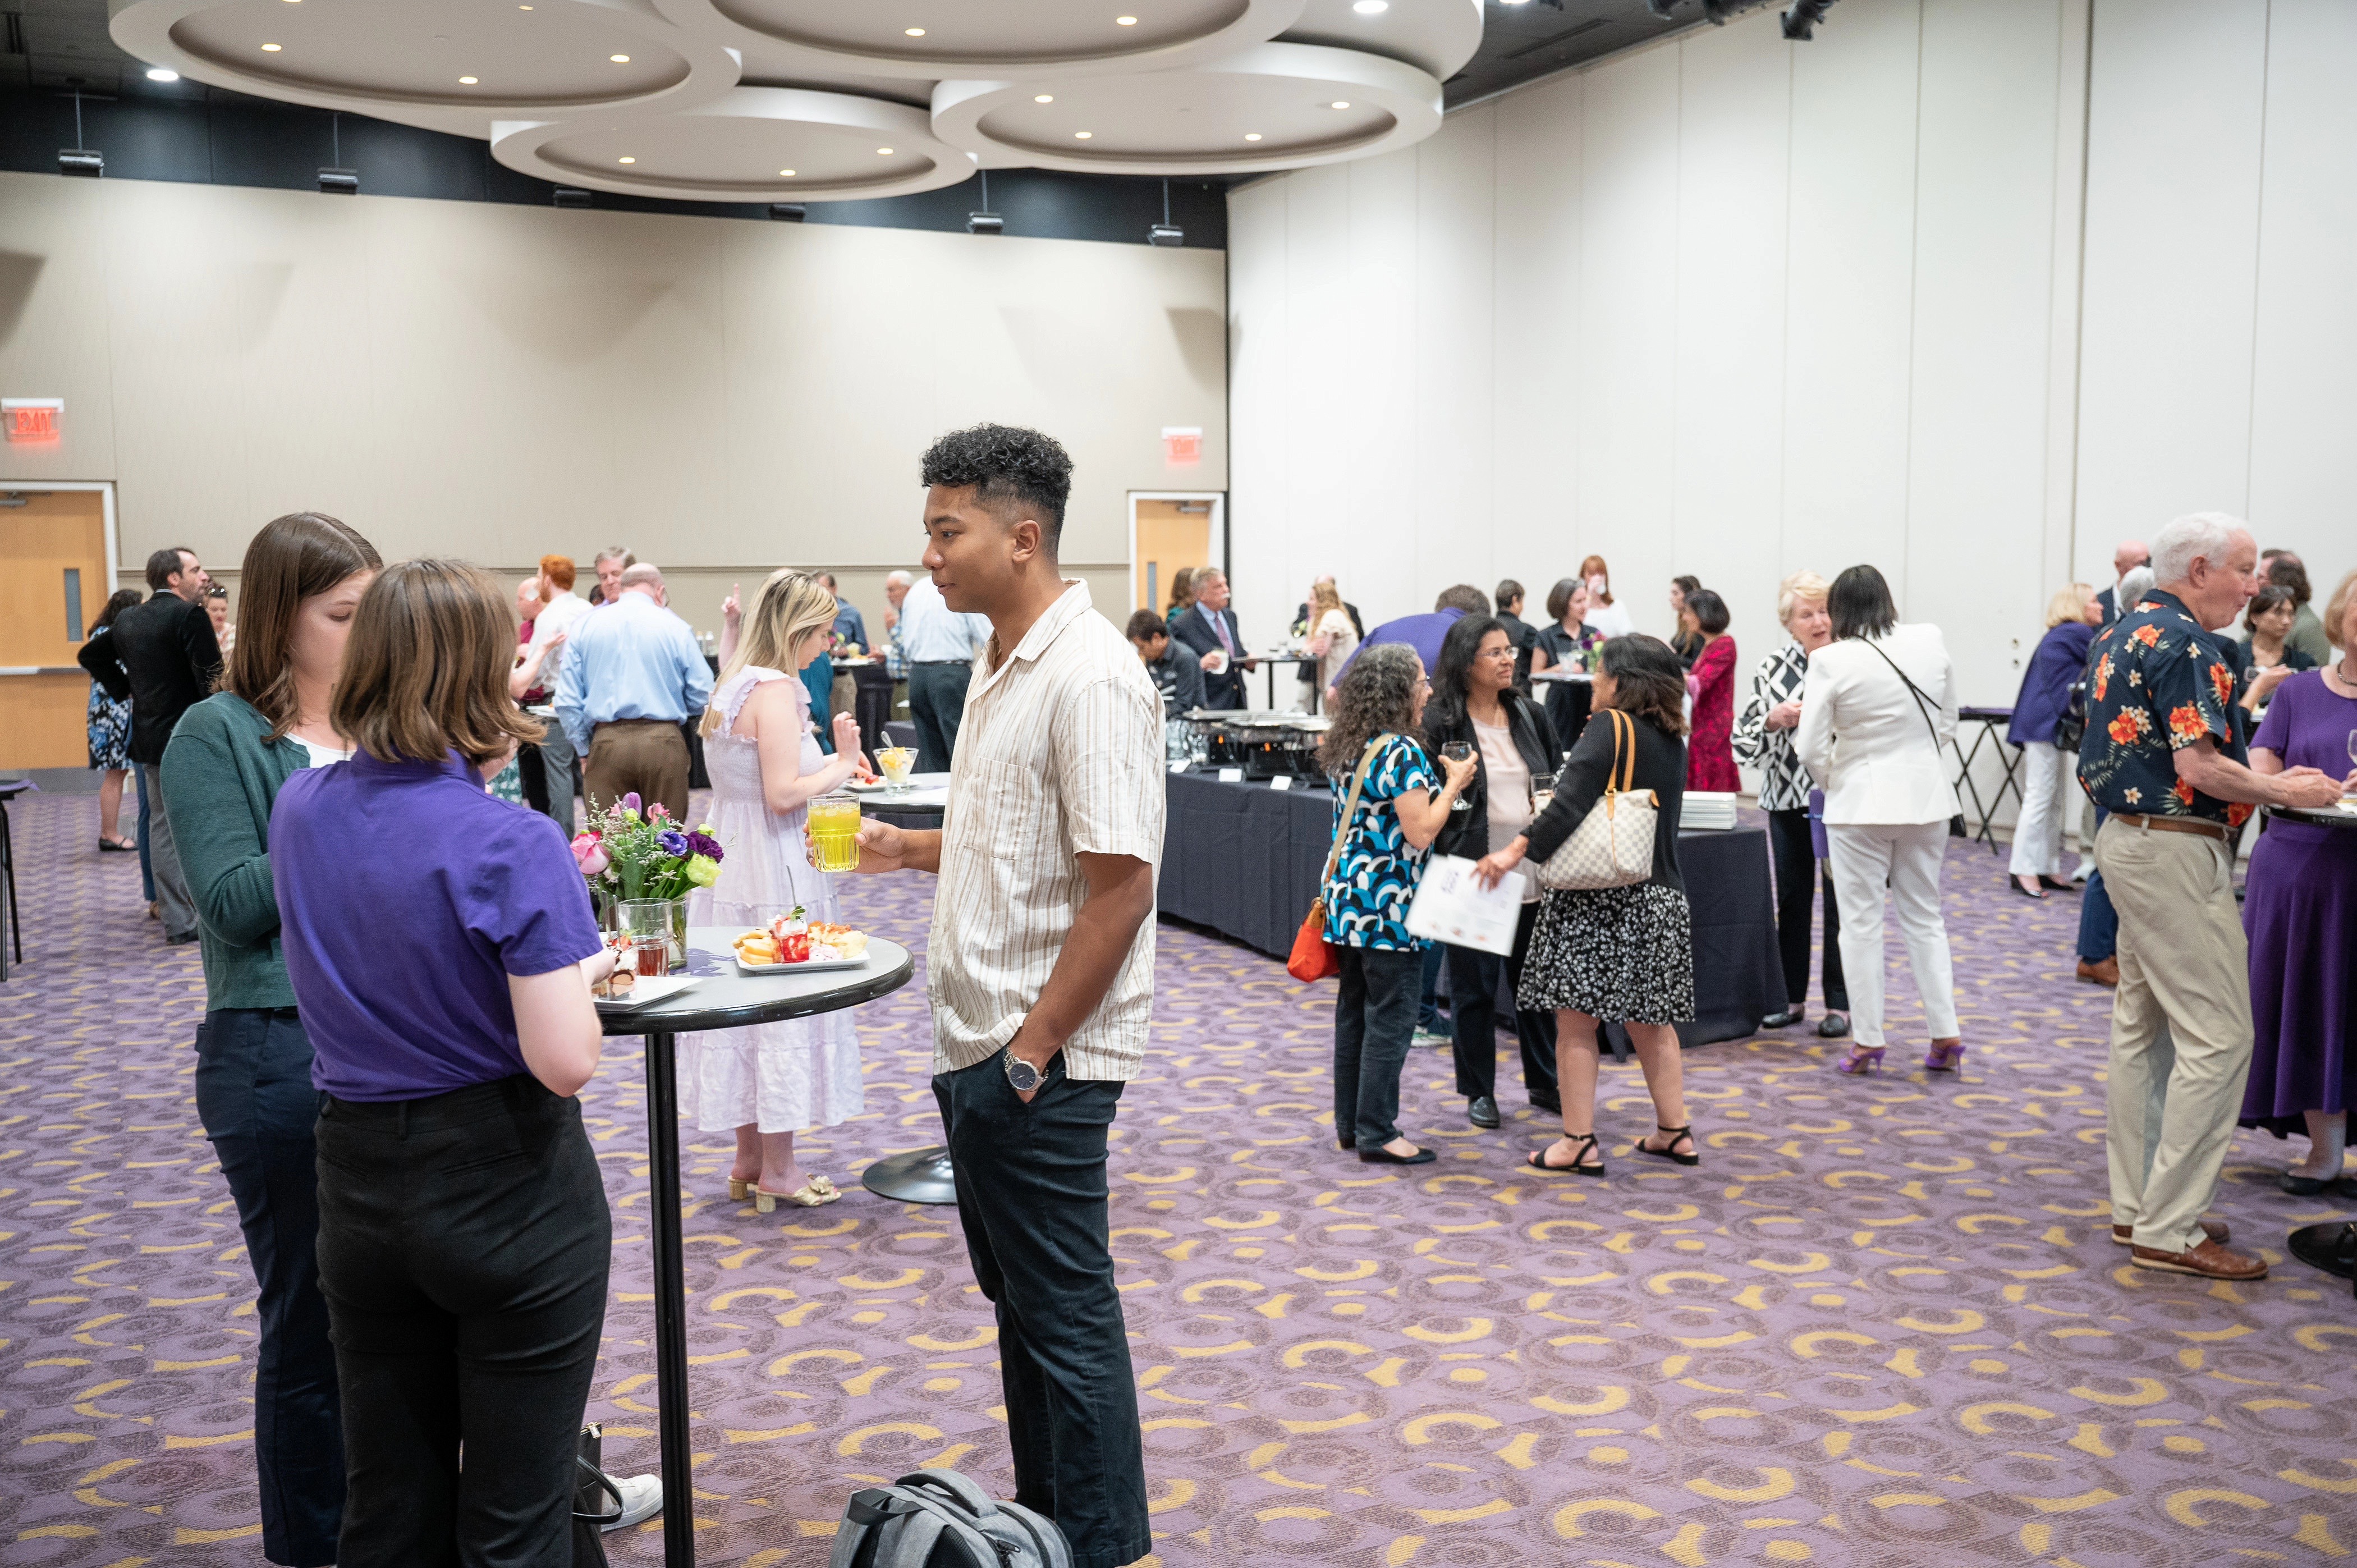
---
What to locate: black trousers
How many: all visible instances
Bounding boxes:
[1445,903,1559,1106]
[1766,807,1848,1011]
[934,1056,1148,1568]
[314,1076,611,1568]
[1335,946,1421,1148]
[194,1008,345,1567]
[908,663,973,774]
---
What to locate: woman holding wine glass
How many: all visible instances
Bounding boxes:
[2238,568,2357,1195]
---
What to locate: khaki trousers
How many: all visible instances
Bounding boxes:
[583,719,691,826]
[2095,817,2253,1254]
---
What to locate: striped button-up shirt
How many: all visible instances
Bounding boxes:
[930,580,1166,1081]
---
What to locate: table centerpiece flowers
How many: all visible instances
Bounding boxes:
[571,792,722,966]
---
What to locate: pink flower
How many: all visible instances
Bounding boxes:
[648,802,669,820]
[570,833,610,877]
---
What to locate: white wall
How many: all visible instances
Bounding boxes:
[0,173,1228,637]
[1231,0,2357,804]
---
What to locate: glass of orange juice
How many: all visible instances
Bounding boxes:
[809,793,863,873]
[878,745,917,796]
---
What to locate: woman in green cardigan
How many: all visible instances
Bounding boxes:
[161,511,378,1568]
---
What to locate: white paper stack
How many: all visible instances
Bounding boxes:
[1682,791,1739,831]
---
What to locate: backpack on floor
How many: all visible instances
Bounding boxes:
[827,1468,1072,1568]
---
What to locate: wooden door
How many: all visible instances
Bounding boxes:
[0,489,113,770]
[1134,499,1212,617]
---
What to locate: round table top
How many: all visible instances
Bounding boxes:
[599,926,914,1035]
[2273,801,2357,831]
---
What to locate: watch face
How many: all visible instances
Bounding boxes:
[1006,1054,1041,1091]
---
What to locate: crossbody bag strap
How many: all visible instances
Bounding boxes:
[1859,637,1944,749]
[1320,733,1393,890]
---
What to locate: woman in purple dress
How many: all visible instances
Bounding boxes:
[2241,570,2357,1194]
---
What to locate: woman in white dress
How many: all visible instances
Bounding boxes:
[1305,577,1360,703]
[681,569,870,1210]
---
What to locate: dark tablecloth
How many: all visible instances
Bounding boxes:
[1158,769,1785,1046]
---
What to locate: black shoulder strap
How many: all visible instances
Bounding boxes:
[1858,636,1943,749]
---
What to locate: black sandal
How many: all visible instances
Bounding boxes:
[1634,1124,1699,1167]
[1528,1133,1605,1178]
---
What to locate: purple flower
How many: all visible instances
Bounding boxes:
[621,791,642,814]
[657,829,690,857]
[686,831,723,861]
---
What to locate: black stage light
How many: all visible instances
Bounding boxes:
[553,188,592,208]
[769,202,806,222]
[1147,178,1182,247]
[1782,0,1837,38]
[967,170,1002,235]
[318,168,358,195]
[59,93,101,177]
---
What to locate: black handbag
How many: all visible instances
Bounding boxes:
[2055,678,2088,754]
[1858,638,1970,839]
[572,1424,620,1567]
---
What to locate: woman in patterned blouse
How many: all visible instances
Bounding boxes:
[1733,572,1849,1037]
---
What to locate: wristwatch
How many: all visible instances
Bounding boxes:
[1002,1048,1045,1094]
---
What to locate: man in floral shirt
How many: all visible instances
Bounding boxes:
[2078,513,2345,1282]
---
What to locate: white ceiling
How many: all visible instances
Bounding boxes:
[109,0,1480,203]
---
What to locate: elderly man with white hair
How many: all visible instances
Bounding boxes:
[555,560,714,823]
[2078,512,2344,1281]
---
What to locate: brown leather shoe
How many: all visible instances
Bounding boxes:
[2113,1218,2228,1247]
[2131,1237,2266,1280]
[2077,957,2119,987]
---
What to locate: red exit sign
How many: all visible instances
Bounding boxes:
[3,398,63,442]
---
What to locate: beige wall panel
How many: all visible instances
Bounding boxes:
[0,176,119,482]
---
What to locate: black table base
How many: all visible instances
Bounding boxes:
[862,1145,960,1204]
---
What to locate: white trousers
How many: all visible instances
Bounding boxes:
[2008,740,2075,878]
[1826,821,1959,1049]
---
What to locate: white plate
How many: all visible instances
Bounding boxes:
[736,953,873,975]
[594,974,700,1011]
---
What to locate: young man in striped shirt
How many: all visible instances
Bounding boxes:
[842,424,1163,1568]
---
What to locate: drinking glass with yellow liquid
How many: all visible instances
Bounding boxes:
[809,793,863,873]
[877,746,917,797]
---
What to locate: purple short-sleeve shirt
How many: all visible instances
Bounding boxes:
[272,751,603,1101]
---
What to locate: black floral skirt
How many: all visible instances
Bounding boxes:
[1517,881,1696,1025]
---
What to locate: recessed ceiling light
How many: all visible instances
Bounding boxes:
[260,42,282,51]
[1244,132,1263,141]
[877,146,893,154]
[609,53,630,62]
[1352,0,1388,12]
[145,67,179,81]
[1331,100,1351,109]
[1075,130,1093,139]
[779,169,796,177]
[1034,94,1053,103]
[905,26,925,36]
[1116,15,1138,24]
[618,156,635,164]
[458,75,478,84]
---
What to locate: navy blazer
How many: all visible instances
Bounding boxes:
[1169,604,1247,709]
[2008,620,2094,748]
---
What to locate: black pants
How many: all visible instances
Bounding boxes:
[1446,904,1559,1106]
[194,1008,345,1567]
[314,1076,611,1568]
[1766,808,1848,1011]
[934,1056,1148,1568]
[1335,946,1421,1148]
[908,662,973,774]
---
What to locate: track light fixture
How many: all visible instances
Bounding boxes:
[967,170,1002,235]
[59,92,102,177]
[1147,178,1182,247]
[1781,0,1837,37]
[318,111,356,193]
[769,202,806,222]
[553,187,591,208]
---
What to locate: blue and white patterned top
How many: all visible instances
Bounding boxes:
[1323,734,1436,952]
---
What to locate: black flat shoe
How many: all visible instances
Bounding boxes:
[2038,875,2076,892]
[2009,875,2044,899]
[1634,1124,1699,1167]
[1468,1095,1501,1129]
[1528,1133,1604,1177]
[1529,1094,1561,1115]
[1337,1138,1355,1152]
[98,836,136,852]
[1360,1144,1436,1166]
[1760,1006,1806,1029]
[1817,1012,1850,1039]
[2281,1171,2340,1196]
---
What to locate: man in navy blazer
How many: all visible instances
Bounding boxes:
[1170,567,1253,708]
[2095,539,2149,624]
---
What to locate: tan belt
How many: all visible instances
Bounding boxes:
[2111,811,2234,843]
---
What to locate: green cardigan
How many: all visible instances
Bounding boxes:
[159,694,315,1011]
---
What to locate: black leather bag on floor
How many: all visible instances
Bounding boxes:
[572,1424,618,1567]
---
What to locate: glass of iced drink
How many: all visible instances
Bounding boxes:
[809,793,863,873]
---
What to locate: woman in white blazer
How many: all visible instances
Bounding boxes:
[1795,565,1964,1075]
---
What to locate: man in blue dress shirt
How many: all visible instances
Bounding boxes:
[555,562,714,823]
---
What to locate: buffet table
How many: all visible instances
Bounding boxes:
[1157,769,1785,1045]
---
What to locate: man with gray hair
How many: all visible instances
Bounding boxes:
[2078,512,2343,1280]
[2096,539,2150,625]
[556,561,713,823]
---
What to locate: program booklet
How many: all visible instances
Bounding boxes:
[1404,854,1525,957]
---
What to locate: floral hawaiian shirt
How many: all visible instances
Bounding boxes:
[2076,589,2251,828]
[1323,733,1436,951]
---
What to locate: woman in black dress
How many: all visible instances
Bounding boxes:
[1470,635,1694,1177]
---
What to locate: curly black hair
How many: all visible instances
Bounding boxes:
[919,423,1075,552]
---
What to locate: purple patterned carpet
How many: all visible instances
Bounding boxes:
[2,788,2354,1568]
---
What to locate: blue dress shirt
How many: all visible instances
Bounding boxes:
[554,592,716,755]
[833,600,869,651]
[897,579,991,664]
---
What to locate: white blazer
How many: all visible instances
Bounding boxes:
[1795,623,1961,826]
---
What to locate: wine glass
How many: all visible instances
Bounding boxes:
[1441,742,1475,811]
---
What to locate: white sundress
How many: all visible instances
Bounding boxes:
[676,667,865,1134]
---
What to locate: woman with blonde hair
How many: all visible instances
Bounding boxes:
[683,568,870,1209]
[2005,582,2102,899]
[1304,575,1359,699]
[1734,570,1848,1035]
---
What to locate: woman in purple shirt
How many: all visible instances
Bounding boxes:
[271,560,634,1566]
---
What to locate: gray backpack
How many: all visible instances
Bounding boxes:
[828,1469,1071,1568]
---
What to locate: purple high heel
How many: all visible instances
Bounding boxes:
[1836,1046,1886,1075]
[1923,1040,1965,1072]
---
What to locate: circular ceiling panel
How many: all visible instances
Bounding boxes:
[1283,0,1483,83]
[493,89,974,202]
[109,0,737,134]
[933,42,1439,175]
[653,0,1305,80]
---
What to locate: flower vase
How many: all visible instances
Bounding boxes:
[608,897,690,969]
